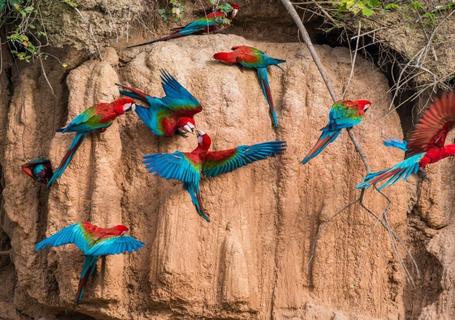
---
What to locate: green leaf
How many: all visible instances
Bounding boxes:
[385,3,400,10]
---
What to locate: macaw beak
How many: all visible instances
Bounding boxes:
[231,9,239,18]
[123,103,136,113]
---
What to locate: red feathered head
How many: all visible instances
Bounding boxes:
[230,3,240,17]
[196,130,212,150]
[354,99,372,112]
[213,51,238,64]
[112,97,136,114]
[114,225,129,234]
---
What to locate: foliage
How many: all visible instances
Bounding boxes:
[331,0,454,18]
[0,0,76,63]
[159,0,185,22]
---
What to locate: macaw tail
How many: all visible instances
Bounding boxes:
[356,153,426,190]
[383,139,408,152]
[118,84,148,104]
[256,67,278,128]
[47,133,86,188]
[301,130,341,164]
[75,255,98,305]
[185,184,210,222]
[126,33,183,49]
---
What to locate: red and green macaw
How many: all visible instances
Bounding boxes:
[47,98,136,188]
[35,221,143,304]
[301,99,372,164]
[127,3,240,48]
[213,46,286,128]
[143,130,286,222]
[118,70,201,137]
[22,158,53,184]
[357,93,455,190]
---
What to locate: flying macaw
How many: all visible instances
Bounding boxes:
[127,3,240,48]
[47,97,136,188]
[213,46,286,128]
[301,99,372,164]
[357,93,455,190]
[143,130,286,222]
[35,221,143,304]
[21,158,53,184]
[118,70,201,137]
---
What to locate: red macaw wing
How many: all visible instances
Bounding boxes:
[408,92,455,154]
[202,141,286,177]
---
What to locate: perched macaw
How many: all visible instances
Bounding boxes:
[127,3,240,48]
[35,222,143,304]
[118,70,201,137]
[213,46,286,128]
[357,93,455,190]
[143,130,286,222]
[301,99,372,164]
[21,158,53,184]
[47,98,136,188]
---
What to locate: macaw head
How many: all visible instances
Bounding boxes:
[196,130,212,150]
[229,3,240,18]
[113,225,129,235]
[176,117,196,137]
[112,97,136,115]
[354,99,372,112]
[213,51,237,64]
[21,158,53,184]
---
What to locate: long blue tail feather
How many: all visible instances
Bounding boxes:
[47,133,86,188]
[383,139,408,152]
[76,255,98,304]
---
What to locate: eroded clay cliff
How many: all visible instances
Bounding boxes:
[0,1,454,317]
[0,33,452,320]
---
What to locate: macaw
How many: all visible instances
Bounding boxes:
[127,3,240,48]
[301,99,372,164]
[143,130,286,222]
[35,221,143,304]
[357,93,455,190]
[47,97,136,188]
[118,70,201,137]
[213,46,286,128]
[21,158,53,184]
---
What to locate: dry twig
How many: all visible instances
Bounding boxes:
[281,0,418,284]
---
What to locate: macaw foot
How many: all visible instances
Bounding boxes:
[238,65,245,73]
[418,169,429,180]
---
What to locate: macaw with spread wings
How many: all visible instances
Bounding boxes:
[357,93,455,190]
[143,130,286,221]
[35,222,143,304]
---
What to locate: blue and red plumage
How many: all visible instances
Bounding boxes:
[357,92,455,190]
[213,46,286,128]
[302,99,371,164]
[47,98,136,188]
[143,130,286,222]
[35,221,143,304]
[127,3,240,48]
[21,158,53,184]
[118,70,201,137]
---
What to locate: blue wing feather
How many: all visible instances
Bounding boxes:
[86,236,144,256]
[143,151,201,187]
[203,141,286,177]
[35,223,91,254]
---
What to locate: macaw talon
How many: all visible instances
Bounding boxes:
[418,169,428,180]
